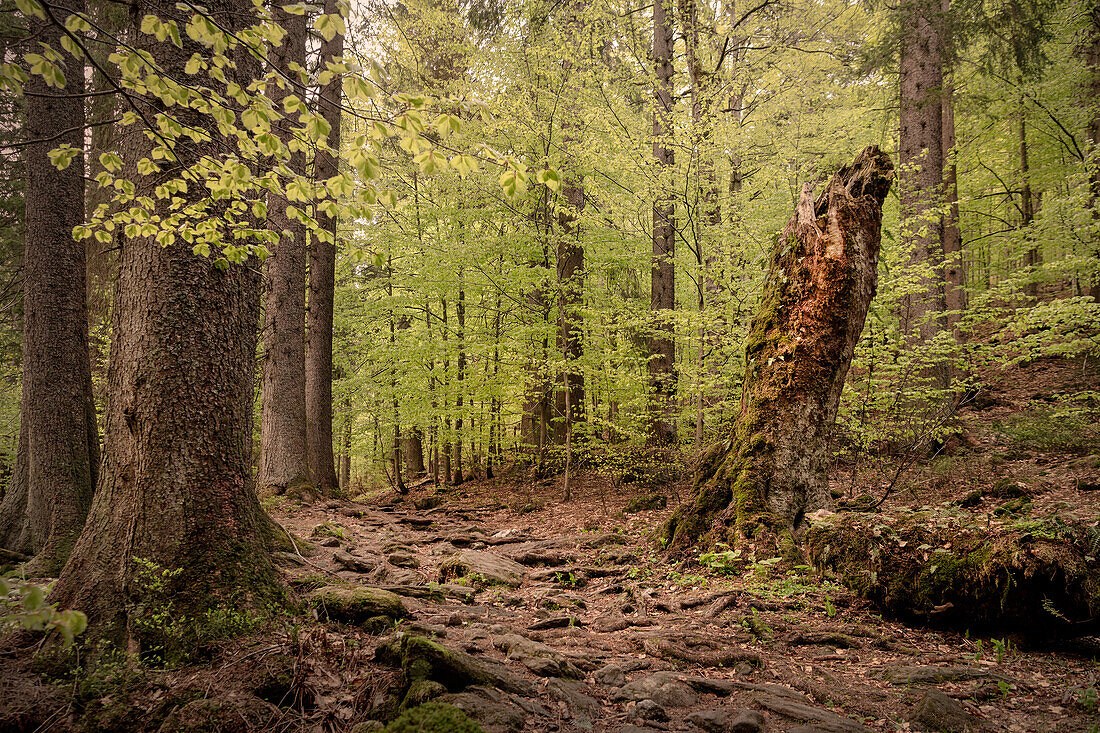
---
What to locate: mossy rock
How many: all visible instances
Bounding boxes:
[804,510,1100,634]
[157,693,283,733]
[625,493,668,513]
[381,702,485,732]
[375,634,535,697]
[310,586,408,622]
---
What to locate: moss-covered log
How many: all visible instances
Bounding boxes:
[665,146,894,552]
[805,510,1100,633]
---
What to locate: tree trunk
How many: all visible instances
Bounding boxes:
[50,0,281,642]
[340,402,352,491]
[453,279,465,486]
[259,7,310,496]
[306,0,344,495]
[404,428,425,478]
[664,147,894,551]
[941,58,966,325]
[1089,0,1100,301]
[0,2,99,576]
[1019,94,1040,298]
[897,0,949,383]
[649,0,677,445]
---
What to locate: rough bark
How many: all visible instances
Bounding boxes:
[306,0,343,495]
[0,3,99,576]
[259,7,310,495]
[649,0,677,446]
[1090,0,1100,301]
[941,63,966,324]
[664,147,894,551]
[1019,95,1039,298]
[404,429,425,478]
[897,0,949,377]
[453,281,465,486]
[49,0,281,642]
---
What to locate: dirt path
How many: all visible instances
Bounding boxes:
[270,480,1100,733]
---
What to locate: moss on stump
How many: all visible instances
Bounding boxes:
[804,510,1100,634]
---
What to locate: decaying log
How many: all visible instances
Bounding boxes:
[665,146,894,552]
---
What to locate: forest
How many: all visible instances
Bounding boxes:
[0,0,1099,730]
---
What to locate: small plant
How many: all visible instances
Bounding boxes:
[699,544,743,575]
[1067,685,1099,713]
[971,639,984,662]
[823,596,837,618]
[997,680,1012,699]
[991,637,1016,663]
[554,570,579,588]
[310,521,348,540]
[1,576,87,646]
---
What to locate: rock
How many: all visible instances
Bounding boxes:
[685,709,731,733]
[755,694,873,733]
[309,586,408,622]
[592,612,630,632]
[402,679,447,708]
[249,653,295,705]
[317,536,341,547]
[387,551,421,568]
[381,701,484,732]
[529,614,583,630]
[545,678,601,729]
[634,699,669,722]
[414,495,445,510]
[439,550,527,588]
[911,689,982,732]
[786,631,863,649]
[611,672,698,708]
[594,663,627,687]
[872,665,1004,685]
[494,633,583,679]
[581,532,629,548]
[157,693,282,733]
[334,550,381,573]
[376,634,535,697]
[624,493,668,513]
[439,686,540,733]
[730,710,767,733]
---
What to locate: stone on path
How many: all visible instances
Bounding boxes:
[610,672,698,708]
[756,693,874,733]
[910,688,983,732]
[439,549,527,588]
[309,586,407,622]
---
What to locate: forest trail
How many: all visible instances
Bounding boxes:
[272,470,1100,733]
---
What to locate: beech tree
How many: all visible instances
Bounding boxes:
[0,0,98,575]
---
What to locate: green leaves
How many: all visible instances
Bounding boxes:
[1,577,88,648]
[48,144,80,170]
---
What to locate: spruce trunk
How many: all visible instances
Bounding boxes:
[50,0,281,641]
[665,147,894,551]
[259,7,310,496]
[0,3,99,576]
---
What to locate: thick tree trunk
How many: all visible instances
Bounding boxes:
[259,8,310,496]
[665,147,894,551]
[306,0,344,495]
[898,0,949,381]
[0,3,99,576]
[50,0,281,641]
[649,0,677,446]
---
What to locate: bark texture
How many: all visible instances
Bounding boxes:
[0,3,99,576]
[306,0,343,495]
[50,0,281,640]
[649,0,677,446]
[259,8,310,495]
[897,0,949,360]
[665,147,894,550]
[941,64,966,323]
[1086,0,1100,301]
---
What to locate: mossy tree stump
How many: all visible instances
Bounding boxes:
[665,146,894,553]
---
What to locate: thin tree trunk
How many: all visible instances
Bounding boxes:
[665,148,894,550]
[453,277,465,485]
[941,60,966,325]
[649,0,677,445]
[340,400,352,491]
[0,2,99,576]
[51,0,281,640]
[1089,0,1100,301]
[1019,94,1039,299]
[306,0,343,495]
[259,7,310,495]
[898,0,949,386]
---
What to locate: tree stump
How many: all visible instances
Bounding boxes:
[665,146,894,553]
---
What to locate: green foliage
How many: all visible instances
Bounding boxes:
[381,702,485,733]
[996,398,1100,455]
[126,557,276,667]
[0,575,87,646]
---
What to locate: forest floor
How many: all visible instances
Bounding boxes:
[2,355,1099,733]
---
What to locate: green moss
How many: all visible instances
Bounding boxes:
[310,586,408,623]
[381,702,485,733]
